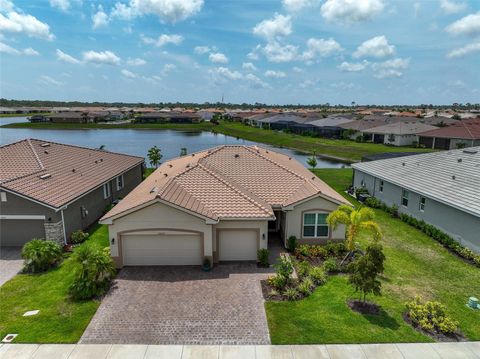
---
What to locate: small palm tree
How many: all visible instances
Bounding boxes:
[306,152,317,170]
[327,205,382,252]
[147,146,162,168]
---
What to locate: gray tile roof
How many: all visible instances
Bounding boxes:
[352,147,480,217]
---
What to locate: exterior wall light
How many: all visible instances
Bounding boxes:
[111,237,115,244]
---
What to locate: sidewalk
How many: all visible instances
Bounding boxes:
[0,342,479,359]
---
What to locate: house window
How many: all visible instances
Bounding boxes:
[419,197,426,212]
[0,192,6,202]
[401,189,409,207]
[116,174,124,190]
[379,180,384,193]
[303,212,329,238]
[103,182,111,199]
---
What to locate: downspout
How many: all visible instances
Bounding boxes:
[60,209,67,245]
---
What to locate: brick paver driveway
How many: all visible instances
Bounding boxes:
[80,263,274,345]
[0,247,23,287]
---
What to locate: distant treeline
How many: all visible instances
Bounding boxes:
[1,98,479,110]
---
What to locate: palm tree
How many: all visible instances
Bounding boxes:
[147,146,162,168]
[306,153,317,170]
[327,205,382,252]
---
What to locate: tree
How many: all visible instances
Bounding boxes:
[180,147,188,156]
[306,153,317,170]
[326,205,382,251]
[348,242,385,303]
[147,146,162,168]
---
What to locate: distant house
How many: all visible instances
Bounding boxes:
[307,117,354,138]
[0,139,144,246]
[352,147,480,252]
[28,115,49,123]
[49,112,88,123]
[362,122,437,146]
[135,112,201,124]
[418,119,480,149]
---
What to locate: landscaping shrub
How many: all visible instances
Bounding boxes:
[274,255,294,279]
[287,235,298,252]
[267,275,288,290]
[310,266,327,285]
[296,244,311,257]
[298,277,314,296]
[69,246,116,300]
[310,245,328,259]
[70,230,89,244]
[405,296,458,335]
[284,287,299,301]
[355,187,369,198]
[323,258,338,273]
[21,239,63,273]
[365,197,382,209]
[324,241,347,257]
[296,261,312,279]
[257,248,270,267]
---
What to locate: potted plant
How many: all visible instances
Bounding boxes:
[202,258,211,272]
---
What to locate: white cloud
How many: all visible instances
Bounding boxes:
[321,0,384,22]
[292,66,303,72]
[353,35,395,58]
[440,0,467,14]
[337,60,369,72]
[92,5,109,29]
[0,10,55,40]
[209,52,228,64]
[372,57,410,79]
[0,41,38,56]
[111,0,204,23]
[253,13,292,41]
[161,63,176,75]
[127,57,147,66]
[0,0,14,12]
[141,33,183,47]
[301,38,343,60]
[39,75,63,86]
[265,70,286,78]
[300,79,314,88]
[210,67,243,82]
[56,49,81,64]
[247,45,261,60]
[447,41,480,58]
[82,50,121,65]
[49,0,70,12]
[263,41,298,63]
[242,62,257,71]
[445,12,480,36]
[245,73,270,89]
[121,69,137,78]
[282,0,317,12]
[194,45,210,54]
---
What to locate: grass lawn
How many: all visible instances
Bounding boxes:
[0,224,109,343]
[266,168,480,344]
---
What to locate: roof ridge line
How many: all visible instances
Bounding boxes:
[198,163,273,216]
[27,139,45,171]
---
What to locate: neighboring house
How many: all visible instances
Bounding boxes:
[363,122,437,146]
[0,139,144,246]
[418,119,480,150]
[49,112,88,123]
[135,112,201,123]
[352,147,480,252]
[306,117,354,139]
[338,116,403,140]
[100,145,349,267]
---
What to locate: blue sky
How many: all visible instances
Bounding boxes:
[1,0,479,105]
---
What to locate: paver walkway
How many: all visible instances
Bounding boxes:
[80,264,274,345]
[0,247,22,287]
[1,343,479,359]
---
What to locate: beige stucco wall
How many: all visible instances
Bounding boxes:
[285,196,346,245]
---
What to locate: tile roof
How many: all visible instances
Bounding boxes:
[363,122,437,135]
[352,147,480,217]
[417,119,480,140]
[0,139,144,209]
[102,146,349,222]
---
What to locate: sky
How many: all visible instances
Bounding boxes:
[0,0,479,105]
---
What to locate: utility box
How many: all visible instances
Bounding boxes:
[468,297,479,309]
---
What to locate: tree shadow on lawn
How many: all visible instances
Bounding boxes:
[359,306,401,330]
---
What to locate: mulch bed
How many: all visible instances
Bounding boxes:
[347,300,380,315]
[403,313,466,342]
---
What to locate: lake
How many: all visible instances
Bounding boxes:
[0,117,349,168]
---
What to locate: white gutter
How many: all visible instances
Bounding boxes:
[60,209,67,245]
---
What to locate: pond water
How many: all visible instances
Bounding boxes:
[0,117,349,168]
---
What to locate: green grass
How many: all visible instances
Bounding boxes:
[214,122,432,162]
[0,224,109,343]
[266,168,480,344]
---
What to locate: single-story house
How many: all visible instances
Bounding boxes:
[100,145,350,267]
[418,119,480,150]
[352,147,480,252]
[0,139,144,246]
[49,112,88,123]
[363,122,437,146]
[135,112,201,124]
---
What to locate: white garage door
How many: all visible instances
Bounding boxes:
[122,232,202,266]
[219,230,258,261]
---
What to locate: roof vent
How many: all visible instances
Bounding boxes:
[40,143,50,147]
[164,173,168,177]
[44,150,49,154]
[95,160,98,164]
[458,158,462,163]
[150,186,158,193]
[402,162,406,166]
[169,164,173,168]
[463,149,478,154]
[191,153,195,157]
[452,175,456,180]
[72,168,76,173]
[40,173,51,180]
[234,154,239,158]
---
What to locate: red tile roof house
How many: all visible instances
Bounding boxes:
[417,119,480,150]
[0,139,144,246]
[100,146,350,268]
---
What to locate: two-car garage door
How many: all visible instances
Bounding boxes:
[122,232,202,266]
